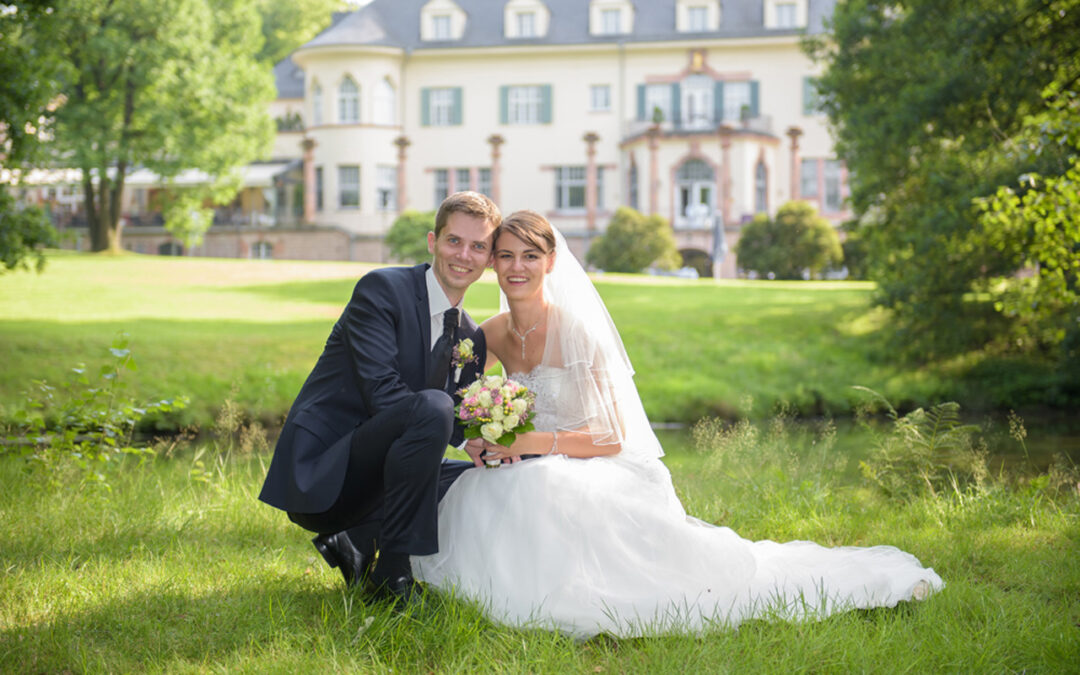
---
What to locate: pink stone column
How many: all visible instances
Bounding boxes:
[647,124,660,216]
[302,137,317,223]
[394,136,410,212]
[487,134,505,207]
[583,132,600,234]
[719,124,734,228]
[787,126,803,203]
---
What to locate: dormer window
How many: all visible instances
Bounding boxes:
[589,0,633,36]
[432,14,451,39]
[504,0,550,39]
[518,12,536,37]
[677,1,721,32]
[764,0,808,29]
[421,0,466,41]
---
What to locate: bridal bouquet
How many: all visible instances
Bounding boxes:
[456,375,536,468]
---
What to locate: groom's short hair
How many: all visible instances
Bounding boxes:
[434,191,501,237]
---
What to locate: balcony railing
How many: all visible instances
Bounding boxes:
[625,114,774,139]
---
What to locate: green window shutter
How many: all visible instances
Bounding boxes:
[421,88,430,126]
[670,82,681,125]
[714,81,725,123]
[802,76,816,115]
[637,84,646,121]
[500,86,509,124]
[750,80,760,117]
[541,84,553,124]
[452,87,463,125]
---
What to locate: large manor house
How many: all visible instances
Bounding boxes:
[10,0,848,278]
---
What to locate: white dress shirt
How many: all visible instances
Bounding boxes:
[425,266,462,349]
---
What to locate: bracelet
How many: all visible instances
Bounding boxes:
[547,431,558,455]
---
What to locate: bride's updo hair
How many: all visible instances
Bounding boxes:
[497,210,556,254]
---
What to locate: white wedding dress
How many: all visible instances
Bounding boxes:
[413,365,944,638]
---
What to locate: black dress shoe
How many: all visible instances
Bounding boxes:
[312,532,373,589]
[370,573,424,608]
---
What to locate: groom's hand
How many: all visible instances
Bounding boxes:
[463,438,486,467]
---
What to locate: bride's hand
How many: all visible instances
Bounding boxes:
[481,441,521,464]
[463,438,487,467]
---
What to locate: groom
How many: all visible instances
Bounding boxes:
[258,191,500,603]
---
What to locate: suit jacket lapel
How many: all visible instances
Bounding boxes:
[412,264,432,384]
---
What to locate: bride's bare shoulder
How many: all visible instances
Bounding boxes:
[480,312,509,335]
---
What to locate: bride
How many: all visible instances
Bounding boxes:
[413,210,942,638]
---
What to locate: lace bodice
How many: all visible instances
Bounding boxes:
[507,366,563,434]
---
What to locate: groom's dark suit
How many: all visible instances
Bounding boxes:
[258,263,485,555]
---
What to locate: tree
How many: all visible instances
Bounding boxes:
[735,201,842,280]
[254,0,342,66]
[385,210,436,263]
[16,0,274,253]
[805,0,1080,356]
[0,191,57,273]
[586,207,681,273]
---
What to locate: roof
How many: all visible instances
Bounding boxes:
[301,0,836,52]
[273,56,306,99]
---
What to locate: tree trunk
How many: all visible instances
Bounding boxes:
[85,168,126,254]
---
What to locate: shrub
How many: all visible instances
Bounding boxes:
[1,191,57,274]
[735,201,842,279]
[385,210,436,263]
[586,206,681,273]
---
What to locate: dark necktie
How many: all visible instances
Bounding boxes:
[427,308,459,390]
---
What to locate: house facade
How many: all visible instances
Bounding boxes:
[286,0,848,275]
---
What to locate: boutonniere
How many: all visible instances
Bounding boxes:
[451,338,480,384]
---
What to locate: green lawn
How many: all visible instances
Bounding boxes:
[0,252,1039,430]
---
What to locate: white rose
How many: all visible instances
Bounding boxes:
[504,413,520,429]
[511,398,528,415]
[499,385,512,399]
[478,390,493,407]
[484,375,502,389]
[491,406,505,421]
[466,380,482,396]
[480,421,504,444]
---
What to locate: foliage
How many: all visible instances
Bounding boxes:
[586,206,681,273]
[11,0,275,252]
[254,0,341,66]
[1,334,187,487]
[853,387,988,501]
[384,209,435,263]
[805,0,1080,358]
[735,201,842,280]
[0,190,57,273]
[0,1,63,166]
[975,86,1080,365]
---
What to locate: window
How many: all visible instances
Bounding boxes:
[628,162,639,210]
[377,166,397,211]
[590,85,611,112]
[824,160,843,211]
[428,88,455,126]
[687,6,708,31]
[507,85,543,124]
[600,8,621,34]
[644,84,672,123]
[517,11,536,37]
[722,81,751,122]
[555,167,605,211]
[455,168,471,192]
[374,78,396,125]
[339,165,360,208]
[339,77,359,124]
[755,160,768,213]
[312,83,323,126]
[434,169,449,206]
[802,76,822,116]
[432,14,451,39]
[252,241,273,260]
[478,168,492,197]
[800,158,818,198]
[682,74,713,128]
[775,2,797,28]
[315,166,324,211]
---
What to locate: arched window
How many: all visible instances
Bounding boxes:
[374,78,396,125]
[339,77,359,123]
[755,160,768,213]
[312,81,323,126]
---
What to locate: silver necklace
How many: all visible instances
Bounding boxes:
[508,315,542,359]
